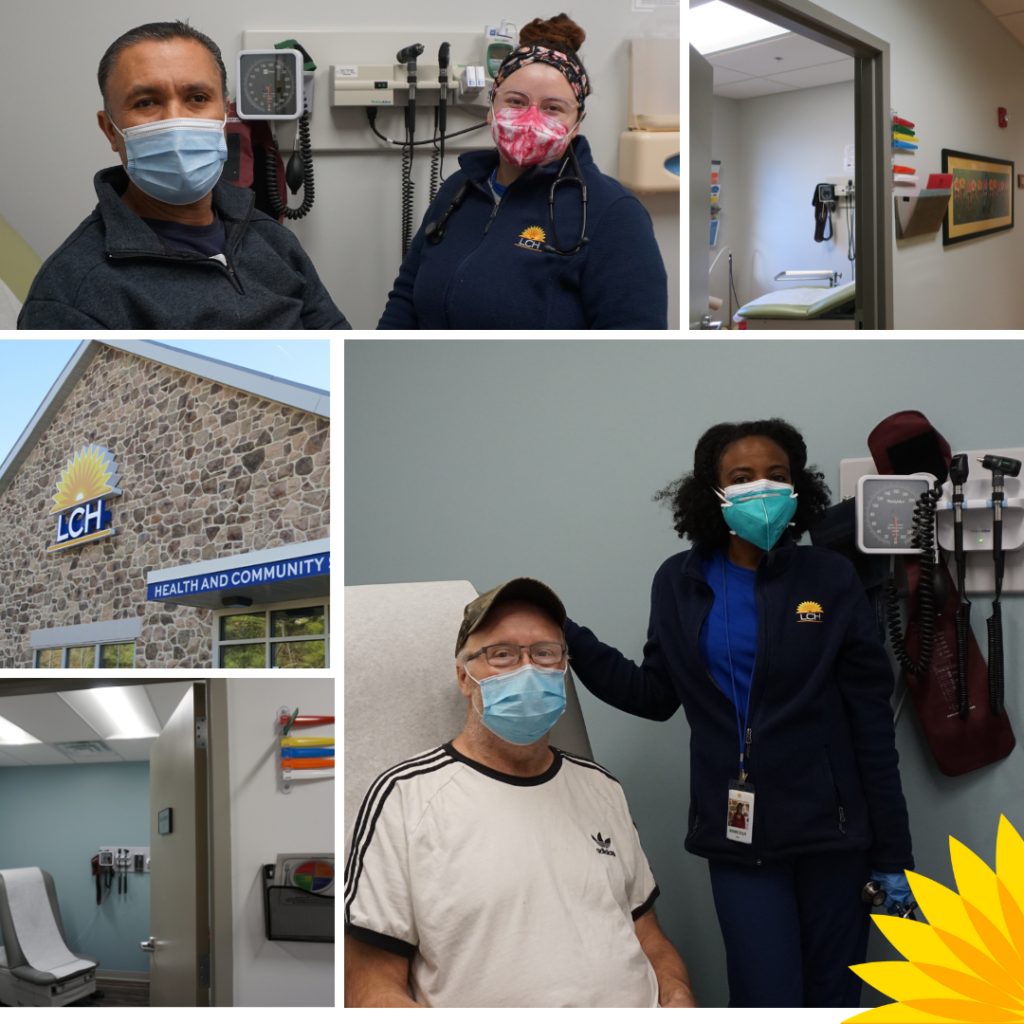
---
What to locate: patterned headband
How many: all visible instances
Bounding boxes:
[491,45,590,109]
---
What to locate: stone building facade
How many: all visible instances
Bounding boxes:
[0,341,330,669]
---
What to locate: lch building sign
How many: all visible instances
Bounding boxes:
[47,445,122,553]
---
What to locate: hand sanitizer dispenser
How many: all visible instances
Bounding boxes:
[618,9,680,194]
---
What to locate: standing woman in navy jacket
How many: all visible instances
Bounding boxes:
[565,419,915,1008]
[376,15,668,330]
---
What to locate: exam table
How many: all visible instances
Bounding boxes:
[0,867,98,1007]
[734,274,856,330]
[0,211,43,329]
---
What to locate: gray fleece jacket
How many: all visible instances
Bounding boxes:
[18,166,350,330]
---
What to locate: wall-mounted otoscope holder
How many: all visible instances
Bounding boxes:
[936,448,1024,595]
[841,447,1024,594]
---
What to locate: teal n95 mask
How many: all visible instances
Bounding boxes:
[466,662,567,745]
[716,479,798,551]
[113,115,228,205]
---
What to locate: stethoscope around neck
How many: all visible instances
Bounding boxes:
[424,138,589,256]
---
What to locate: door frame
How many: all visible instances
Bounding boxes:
[705,0,892,330]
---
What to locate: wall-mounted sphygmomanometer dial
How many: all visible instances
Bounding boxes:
[236,50,304,120]
[856,474,937,555]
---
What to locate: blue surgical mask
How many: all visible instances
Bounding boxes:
[716,479,798,551]
[113,115,228,205]
[466,662,567,745]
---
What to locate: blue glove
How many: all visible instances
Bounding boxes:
[870,870,914,911]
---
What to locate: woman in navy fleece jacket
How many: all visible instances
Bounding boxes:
[376,15,668,331]
[564,419,915,1008]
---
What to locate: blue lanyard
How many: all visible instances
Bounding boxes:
[721,557,753,783]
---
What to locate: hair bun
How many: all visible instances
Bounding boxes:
[519,13,586,53]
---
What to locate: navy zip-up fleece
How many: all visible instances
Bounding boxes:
[565,538,914,871]
[377,137,668,330]
[18,167,350,330]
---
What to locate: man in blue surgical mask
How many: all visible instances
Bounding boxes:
[18,20,350,330]
[344,577,695,1009]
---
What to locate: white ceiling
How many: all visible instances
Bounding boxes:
[0,682,193,767]
[700,1,1024,99]
[977,0,1024,46]
[706,31,855,99]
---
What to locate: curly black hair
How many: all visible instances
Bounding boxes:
[653,418,831,547]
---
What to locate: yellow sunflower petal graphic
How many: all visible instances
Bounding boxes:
[844,816,1024,1024]
[50,444,122,514]
[520,225,546,241]
[797,601,824,614]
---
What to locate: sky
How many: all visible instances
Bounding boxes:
[0,339,330,467]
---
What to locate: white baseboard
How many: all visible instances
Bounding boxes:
[96,970,149,982]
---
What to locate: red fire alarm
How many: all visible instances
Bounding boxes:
[999,107,1009,128]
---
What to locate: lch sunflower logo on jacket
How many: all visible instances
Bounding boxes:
[796,601,824,623]
[516,225,547,251]
[47,444,123,553]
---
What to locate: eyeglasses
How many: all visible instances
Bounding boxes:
[463,642,569,669]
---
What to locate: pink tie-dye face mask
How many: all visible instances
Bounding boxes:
[490,106,572,168]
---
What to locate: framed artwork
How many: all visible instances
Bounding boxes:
[943,149,1014,245]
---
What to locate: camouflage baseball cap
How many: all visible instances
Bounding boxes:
[456,577,567,655]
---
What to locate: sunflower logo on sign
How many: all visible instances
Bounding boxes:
[46,444,123,553]
[516,225,547,252]
[844,816,1024,1024]
[50,444,122,515]
[796,600,823,623]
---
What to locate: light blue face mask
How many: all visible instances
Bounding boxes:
[113,115,228,205]
[716,479,798,551]
[466,662,567,745]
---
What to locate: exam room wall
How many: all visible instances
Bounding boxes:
[0,761,151,977]
[225,677,334,1007]
[0,0,679,331]
[803,0,1024,329]
[711,84,856,314]
[345,338,1024,1009]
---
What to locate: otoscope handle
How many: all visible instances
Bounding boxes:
[955,608,971,719]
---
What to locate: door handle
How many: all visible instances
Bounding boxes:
[140,937,156,953]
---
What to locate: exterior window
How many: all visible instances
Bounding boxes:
[35,644,135,669]
[68,646,97,669]
[217,602,329,668]
[101,643,135,668]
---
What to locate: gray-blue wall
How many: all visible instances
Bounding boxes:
[345,338,1024,1008]
[0,761,151,975]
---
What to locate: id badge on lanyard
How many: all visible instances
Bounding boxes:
[720,557,756,844]
[727,780,755,844]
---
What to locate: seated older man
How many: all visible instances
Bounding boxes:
[344,577,696,1008]
[18,21,349,330]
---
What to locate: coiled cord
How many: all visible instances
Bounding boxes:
[988,603,1004,715]
[401,143,415,258]
[884,482,943,679]
[429,142,440,204]
[266,113,315,220]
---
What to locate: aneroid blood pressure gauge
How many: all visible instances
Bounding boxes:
[856,474,936,555]
[237,49,303,120]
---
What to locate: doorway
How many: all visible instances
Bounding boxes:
[690,0,892,329]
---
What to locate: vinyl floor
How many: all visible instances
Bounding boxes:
[70,979,150,1007]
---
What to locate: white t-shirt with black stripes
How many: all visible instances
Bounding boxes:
[345,743,660,1008]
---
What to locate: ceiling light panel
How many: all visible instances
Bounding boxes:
[0,714,41,745]
[690,1,789,55]
[59,685,162,739]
